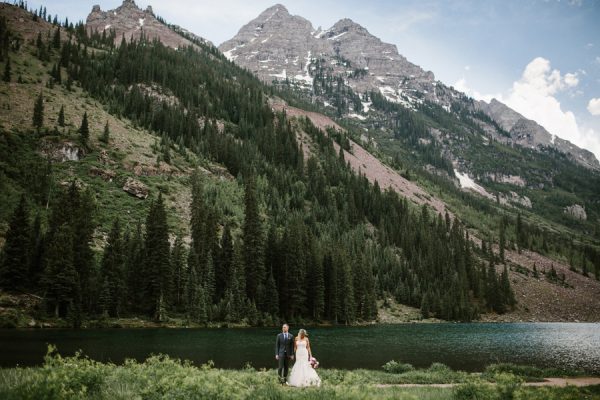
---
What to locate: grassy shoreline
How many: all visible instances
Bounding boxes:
[0,347,598,399]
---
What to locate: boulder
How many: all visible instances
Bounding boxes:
[89,166,116,182]
[123,177,149,199]
[564,204,587,221]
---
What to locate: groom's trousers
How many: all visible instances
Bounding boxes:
[278,352,291,379]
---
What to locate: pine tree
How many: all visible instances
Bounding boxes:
[217,224,233,300]
[499,218,506,263]
[516,213,525,253]
[310,253,325,320]
[421,290,431,319]
[124,222,145,310]
[57,105,65,127]
[33,92,44,131]
[100,218,125,317]
[28,213,45,288]
[98,277,111,318]
[0,195,31,290]
[171,235,187,309]
[52,26,61,49]
[500,265,515,309]
[69,185,95,315]
[100,120,110,143]
[264,266,279,316]
[143,193,172,320]
[3,55,10,82]
[42,224,77,318]
[79,111,89,147]
[242,175,265,305]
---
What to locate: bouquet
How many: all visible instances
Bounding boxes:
[309,356,319,369]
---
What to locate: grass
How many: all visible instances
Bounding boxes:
[0,347,597,400]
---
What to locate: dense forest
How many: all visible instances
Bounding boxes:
[0,2,519,327]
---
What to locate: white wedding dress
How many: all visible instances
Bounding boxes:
[287,339,321,387]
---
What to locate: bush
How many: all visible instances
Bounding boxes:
[495,373,523,400]
[428,362,452,373]
[382,360,415,374]
[453,378,496,400]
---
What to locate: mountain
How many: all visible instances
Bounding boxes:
[476,98,599,170]
[86,0,211,48]
[219,4,598,170]
[0,1,599,329]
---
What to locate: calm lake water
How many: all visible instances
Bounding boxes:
[1,323,599,373]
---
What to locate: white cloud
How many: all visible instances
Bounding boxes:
[502,57,600,160]
[588,98,600,116]
[458,57,600,161]
[453,77,502,103]
[564,72,579,87]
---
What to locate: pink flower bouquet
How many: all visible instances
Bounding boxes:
[309,356,319,369]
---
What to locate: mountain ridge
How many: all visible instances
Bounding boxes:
[219,4,598,170]
[86,0,212,49]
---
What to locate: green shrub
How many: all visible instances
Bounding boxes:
[453,378,496,400]
[382,360,415,374]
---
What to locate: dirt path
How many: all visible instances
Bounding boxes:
[375,377,600,388]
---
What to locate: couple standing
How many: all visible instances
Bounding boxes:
[275,323,321,387]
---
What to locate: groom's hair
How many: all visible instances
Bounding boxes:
[282,323,289,328]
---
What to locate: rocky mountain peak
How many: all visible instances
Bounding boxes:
[261,4,290,17]
[331,18,367,34]
[86,1,211,49]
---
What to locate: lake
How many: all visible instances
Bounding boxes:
[1,323,599,373]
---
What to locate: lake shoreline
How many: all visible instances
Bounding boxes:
[2,291,598,330]
[6,316,600,330]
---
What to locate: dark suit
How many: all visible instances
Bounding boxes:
[275,332,295,380]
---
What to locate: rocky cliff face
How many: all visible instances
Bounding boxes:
[86,0,211,49]
[219,4,450,107]
[476,99,599,170]
[221,4,599,170]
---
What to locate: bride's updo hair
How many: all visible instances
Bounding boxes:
[298,329,308,338]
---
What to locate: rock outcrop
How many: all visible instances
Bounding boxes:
[86,0,211,49]
[123,177,149,199]
[476,99,599,170]
[564,204,587,221]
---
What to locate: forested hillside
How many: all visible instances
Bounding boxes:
[0,1,595,328]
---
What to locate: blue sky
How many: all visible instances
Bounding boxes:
[21,0,600,159]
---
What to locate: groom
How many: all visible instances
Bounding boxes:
[275,323,295,384]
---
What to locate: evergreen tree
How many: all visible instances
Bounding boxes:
[499,218,506,263]
[52,26,61,49]
[32,92,44,131]
[143,193,171,320]
[3,55,10,82]
[42,224,78,318]
[264,266,279,316]
[79,111,89,147]
[100,218,125,317]
[171,235,187,309]
[500,265,516,308]
[0,195,31,290]
[124,222,145,310]
[57,105,65,127]
[100,120,110,143]
[516,213,525,253]
[242,176,265,305]
[28,213,45,288]
[217,223,233,300]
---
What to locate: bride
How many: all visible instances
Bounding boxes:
[287,329,321,387]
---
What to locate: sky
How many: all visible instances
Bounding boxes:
[21,0,600,160]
